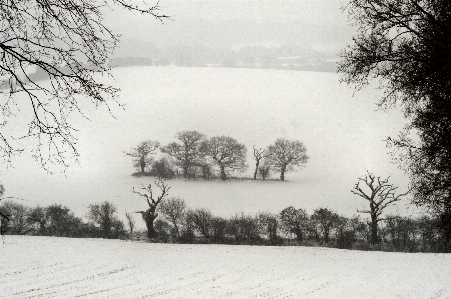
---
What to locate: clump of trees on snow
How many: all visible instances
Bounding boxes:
[126,131,309,181]
[1,188,446,252]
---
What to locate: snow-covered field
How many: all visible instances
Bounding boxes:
[2,67,413,224]
[1,236,450,298]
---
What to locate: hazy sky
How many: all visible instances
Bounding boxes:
[106,0,353,56]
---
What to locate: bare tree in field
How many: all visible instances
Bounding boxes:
[125,141,160,174]
[0,185,7,234]
[125,212,135,240]
[159,197,186,239]
[86,201,124,239]
[352,172,408,245]
[258,163,271,181]
[161,131,205,179]
[200,136,247,180]
[252,146,265,180]
[265,139,308,181]
[311,208,339,244]
[0,1,167,171]
[279,206,308,242]
[132,179,170,240]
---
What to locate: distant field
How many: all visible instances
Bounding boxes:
[2,236,450,298]
[2,67,412,224]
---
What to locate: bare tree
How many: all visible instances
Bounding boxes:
[159,197,186,239]
[200,136,247,180]
[86,201,124,239]
[266,139,309,181]
[125,211,135,240]
[279,206,308,242]
[311,208,339,244]
[186,208,213,239]
[258,212,280,244]
[258,163,271,181]
[352,172,408,245]
[0,184,7,234]
[132,179,170,240]
[125,141,159,174]
[0,1,168,170]
[161,131,205,179]
[252,146,265,180]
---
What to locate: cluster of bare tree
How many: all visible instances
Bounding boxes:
[133,196,445,252]
[126,131,309,181]
[0,200,127,239]
[1,175,445,252]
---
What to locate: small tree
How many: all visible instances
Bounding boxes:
[0,184,8,235]
[258,212,280,244]
[159,197,186,239]
[200,136,247,180]
[161,131,206,179]
[279,206,308,242]
[266,139,309,181]
[132,179,170,240]
[252,146,265,180]
[352,172,408,245]
[125,211,135,240]
[151,157,175,179]
[186,208,213,239]
[125,141,159,174]
[0,200,32,235]
[45,204,82,237]
[258,163,271,181]
[311,208,339,244]
[87,201,124,239]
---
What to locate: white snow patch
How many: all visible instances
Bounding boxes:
[1,236,450,298]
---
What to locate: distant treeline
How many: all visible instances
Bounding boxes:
[126,132,309,182]
[110,43,337,73]
[1,199,447,253]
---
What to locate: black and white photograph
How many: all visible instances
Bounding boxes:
[1,0,451,298]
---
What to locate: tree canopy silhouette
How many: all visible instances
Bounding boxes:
[338,0,451,247]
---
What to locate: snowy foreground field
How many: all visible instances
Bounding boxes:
[2,236,451,299]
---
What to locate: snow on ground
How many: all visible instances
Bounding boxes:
[2,236,450,298]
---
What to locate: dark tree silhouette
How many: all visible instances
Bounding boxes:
[125,141,159,174]
[186,208,213,239]
[125,211,135,240]
[86,201,124,239]
[311,208,339,244]
[132,179,170,240]
[162,131,205,179]
[0,184,7,234]
[338,0,451,247]
[159,197,186,239]
[200,136,247,180]
[265,139,309,181]
[352,172,408,244]
[252,146,265,180]
[0,0,167,170]
[279,206,308,242]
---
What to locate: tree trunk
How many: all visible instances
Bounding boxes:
[295,227,303,242]
[140,156,145,173]
[220,164,227,180]
[370,213,378,245]
[280,164,286,181]
[141,210,157,240]
[254,160,260,180]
